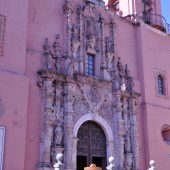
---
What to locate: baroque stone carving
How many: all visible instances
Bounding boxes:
[44,38,53,70]
[37,1,140,170]
[86,17,97,53]
[124,153,133,170]
[54,122,63,146]
[87,85,100,106]
[105,37,114,56]
[0,15,5,56]
[99,101,114,123]
[63,0,73,21]
[43,36,62,72]
[72,97,89,114]
[71,24,80,58]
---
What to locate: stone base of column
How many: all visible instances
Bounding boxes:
[52,146,64,155]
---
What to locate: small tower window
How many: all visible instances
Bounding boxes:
[86,54,95,76]
[157,74,165,95]
[155,69,168,99]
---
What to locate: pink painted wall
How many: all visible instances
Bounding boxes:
[138,24,170,169]
[24,0,65,169]
[0,0,28,74]
[0,72,28,170]
[0,0,29,170]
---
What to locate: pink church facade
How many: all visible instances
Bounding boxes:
[0,0,170,170]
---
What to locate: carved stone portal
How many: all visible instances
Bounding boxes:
[37,1,140,170]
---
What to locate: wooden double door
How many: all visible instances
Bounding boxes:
[77,121,107,170]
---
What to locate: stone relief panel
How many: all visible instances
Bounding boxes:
[87,84,101,106]
[98,101,114,124]
[43,35,62,73]
[0,15,5,57]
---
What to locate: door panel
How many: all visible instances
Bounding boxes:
[77,121,106,170]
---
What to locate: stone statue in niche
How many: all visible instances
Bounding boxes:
[124,153,133,170]
[87,85,100,106]
[86,17,97,51]
[43,35,62,72]
[112,71,120,91]
[105,37,114,55]
[54,122,63,146]
[106,52,114,69]
[71,24,80,58]
[125,136,131,153]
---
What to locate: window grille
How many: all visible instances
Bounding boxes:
[158,75,165,95]
[86,54,95,76]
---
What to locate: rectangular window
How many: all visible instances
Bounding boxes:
[0,127,5,170]
[86,54,95,76]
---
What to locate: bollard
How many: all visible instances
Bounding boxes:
[84,164,102,170]
[147,160,156,170]
[106,157,115,170]
[53,153,63,170]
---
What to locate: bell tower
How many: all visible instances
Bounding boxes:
[108,0,167,32]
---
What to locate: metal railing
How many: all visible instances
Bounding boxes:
[144,13,170,34]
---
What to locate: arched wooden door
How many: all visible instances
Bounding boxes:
[77,121,107,170]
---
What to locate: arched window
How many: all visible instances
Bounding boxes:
[157,74,165,95]
[162,125,170,145]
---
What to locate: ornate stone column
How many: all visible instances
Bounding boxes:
[38,78,55,170]
[52,82,64,165]
[77,5,84,75]
[129,96,140,170]
[113,92,125,170]
[63,83,75,170]
[64,113,74,170]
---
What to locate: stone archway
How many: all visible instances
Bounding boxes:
[77,121,107,170]
[72,114,114,170]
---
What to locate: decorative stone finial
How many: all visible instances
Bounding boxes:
[147,160,156,170]
[106,156,115,170]
[53,153,63,170]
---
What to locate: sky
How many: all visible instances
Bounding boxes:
[161,0,170,24]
